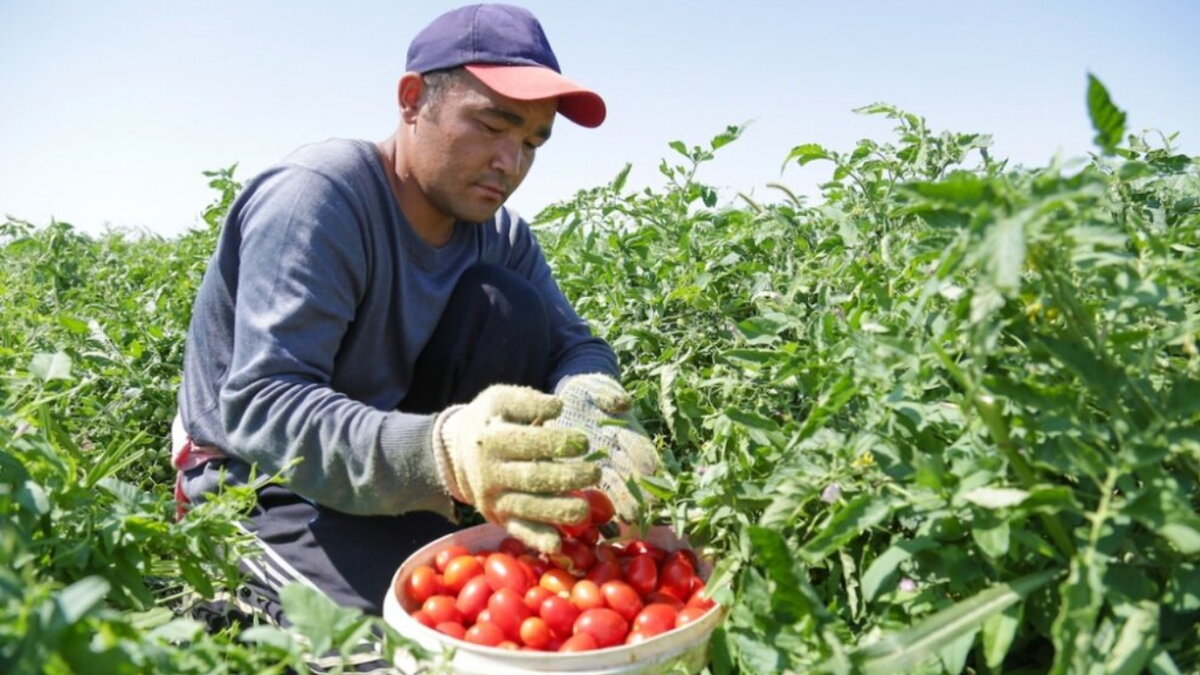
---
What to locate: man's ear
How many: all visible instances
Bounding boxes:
[398,72,424,123]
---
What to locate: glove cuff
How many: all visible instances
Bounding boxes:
[432,404,469,503]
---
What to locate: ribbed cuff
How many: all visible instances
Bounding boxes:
[378,412,455,518]
[430,405,468,503]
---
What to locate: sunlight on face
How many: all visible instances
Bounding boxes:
[409,73,558,224]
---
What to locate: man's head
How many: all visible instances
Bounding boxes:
[406,4,605,128]
[390,4,606,229]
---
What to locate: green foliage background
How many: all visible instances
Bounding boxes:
[2,78,1198,673]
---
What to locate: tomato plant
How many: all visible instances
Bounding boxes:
[3,73,1196,674]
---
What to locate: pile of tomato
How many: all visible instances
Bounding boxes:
[396,490,717,652]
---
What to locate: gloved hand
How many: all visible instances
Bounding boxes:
[432,384,599,552]
[548,374,660,523]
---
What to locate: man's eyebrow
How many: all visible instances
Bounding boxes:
[482,107,552,142]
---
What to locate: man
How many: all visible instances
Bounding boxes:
[172,3,657,624]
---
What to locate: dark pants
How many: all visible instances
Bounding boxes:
[223,264,552,624]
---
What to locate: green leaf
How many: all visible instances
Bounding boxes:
[861,537,937,602]
[1104,601,1159,675]
[962,486,1029,509]
[16,480,50,516]
[239,625,298,651]
[1126,489,1200,554]
[29,351,73,381]
[55,576,110,625]
[279,583,363,656]
[852,569,1061,674]
[905,171,990,208]
[972,510,1011,559]
[981,602,1022,669]
[747,526,824,623]
[783,143,832,170]
[939,627,979,674]
[149,618,205,643]
[57,315,90,334]
[1087,73,1126,155]
[800,494,894,563]
[668,140,688,158]
[1051,554,1105,673]
[988,215,1026,293]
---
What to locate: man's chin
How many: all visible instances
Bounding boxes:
[452,203,504,224]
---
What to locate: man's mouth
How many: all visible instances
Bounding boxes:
[475,183,507,201]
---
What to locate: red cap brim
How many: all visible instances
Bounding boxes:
[465,64,606,128]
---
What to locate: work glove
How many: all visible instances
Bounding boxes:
[548,374,660,524]
[432,384,599,552]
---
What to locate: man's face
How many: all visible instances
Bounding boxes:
[407,73,557,224]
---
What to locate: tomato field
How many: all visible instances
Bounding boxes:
[2,77,1198,673]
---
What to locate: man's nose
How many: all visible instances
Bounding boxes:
[491,139,525,176]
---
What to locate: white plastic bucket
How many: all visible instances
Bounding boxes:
[383,524,725,674]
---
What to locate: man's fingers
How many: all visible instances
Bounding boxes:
[483,426,588,460]
[495,492,591,526]
[491,459,599,494]
[504,517,563,554]
[614,427,660,475]
[483,385,563,423]
[565,374,631,414]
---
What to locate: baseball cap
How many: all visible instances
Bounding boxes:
[406,4,606,128]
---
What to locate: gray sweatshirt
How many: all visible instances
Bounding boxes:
[178,138,617,516]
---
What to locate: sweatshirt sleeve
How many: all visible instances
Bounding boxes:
[219,166,451,517]
[500,211,619,388]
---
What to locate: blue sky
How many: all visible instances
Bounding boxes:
[2,1,1198,237]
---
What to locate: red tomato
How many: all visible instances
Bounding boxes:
[558,633,598,652]
[570,579,604,611]
[488,588,532,640]
[404,564,441,606]
[519,616,552,649]
[586,560,622,585]
[465,621,505,646]
[686,586,716,611]
[624,541,666,562]
[435,545,470,573]
[664,548,699,571]
[423,595,462,625]
[524,585,554,612]
[539,595,580,639]
[518,553,550,579]
[411,609,436,629]
[455,575,492,624]
[499,537,527,557]
[540,568,576,596]
[643,591,684,611]
[625,629,652,645]
[558,539,596,575]
[625,554,658,596]
[557,520,594,539]
[676,605,710,627]
[497,640,520,650]
[435,621,466,640]
[582,490,615,525]
[574,526,601,546]
[658,558,695,601]
[573,607,629,648]
[594,544,620,565]
[600,580,643,621]
[443,555,484,594]
[477,608,493,624]
[485,553,531,594]
[632,603,677,637]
